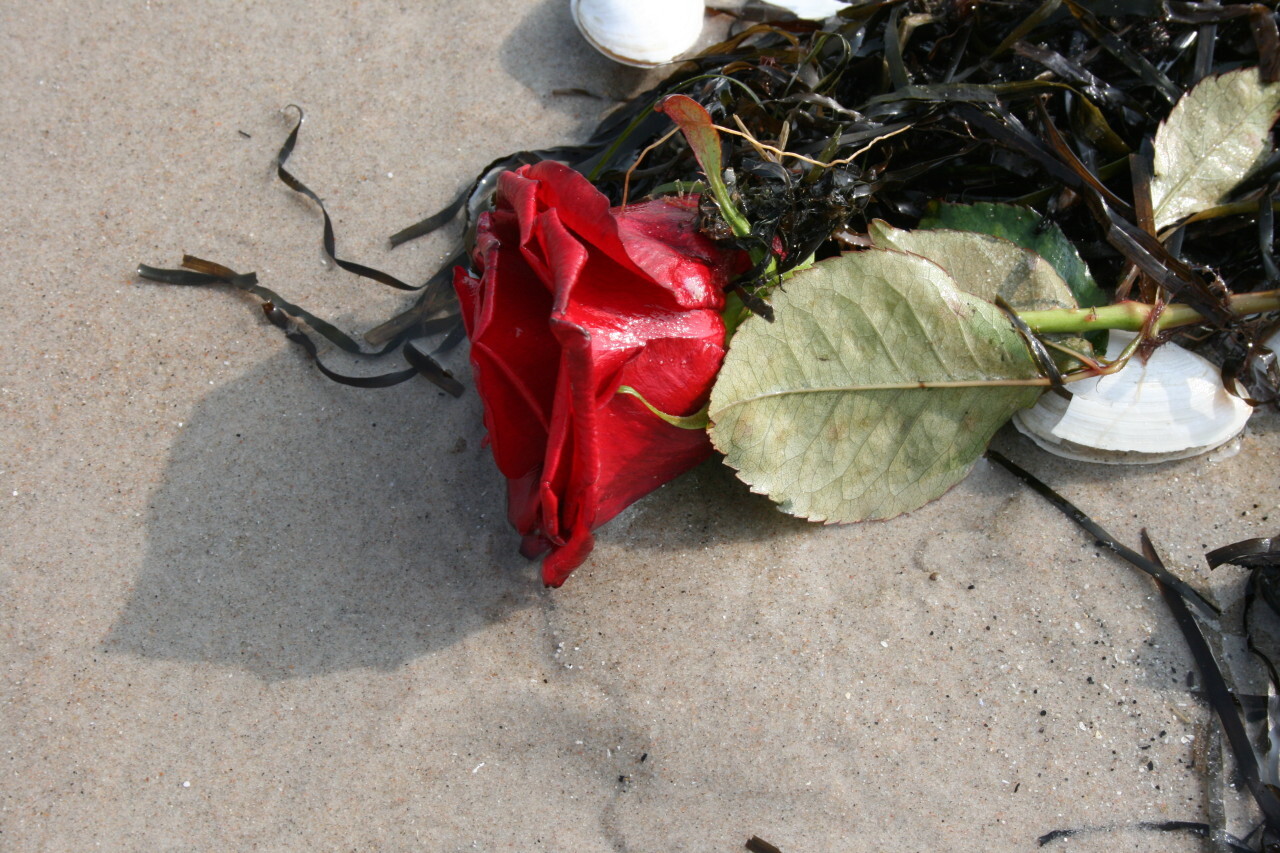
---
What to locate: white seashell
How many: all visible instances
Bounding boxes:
[1012,331,1253,464]
[571,0,706,68]
[766,0,850,18]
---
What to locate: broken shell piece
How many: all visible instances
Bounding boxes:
[764,0,850,17]
[1012,331,1253,464]
[571,0,706,67]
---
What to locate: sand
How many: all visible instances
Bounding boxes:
[3,2,1278,850]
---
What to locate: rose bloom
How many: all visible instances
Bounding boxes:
[453,161,741,586]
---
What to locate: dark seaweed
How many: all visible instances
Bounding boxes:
[1209,535,1280,697]
[138,107,466,394]
[391,0,1279,392]
[137,252,463,394]
[141,1,1280,398]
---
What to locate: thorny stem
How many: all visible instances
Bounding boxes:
[1017,289,1280,335]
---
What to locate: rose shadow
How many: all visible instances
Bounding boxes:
[607,457,811,554]
[104,349,537,681]
[611,425,1060,558]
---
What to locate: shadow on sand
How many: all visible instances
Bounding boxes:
[105,349,540,680]
[104,342,791,680]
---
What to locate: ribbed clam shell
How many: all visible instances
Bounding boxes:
[1013,331,1253,464]
[767,1,850,17]
[571,0,705,68]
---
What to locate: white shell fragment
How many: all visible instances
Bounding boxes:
[1013,331,1253,464]
[765,0,850,17]
[571,0,706,67]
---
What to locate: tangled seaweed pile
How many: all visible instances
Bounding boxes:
[452,0,1280,349]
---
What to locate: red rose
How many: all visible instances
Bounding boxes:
[454,161,739,586]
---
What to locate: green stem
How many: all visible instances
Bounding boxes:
[616,386,710,430]
[1018,290,1280,335]
[704,172,753,241]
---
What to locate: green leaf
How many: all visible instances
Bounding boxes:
[867,220,1078,311]
[1150,67,1280,231]
[918,202,1107,308]
[708,250,1045,524]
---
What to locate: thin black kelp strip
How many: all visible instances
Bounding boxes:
[992,0,1063,58]
[1207,537,1280,571]
[1066,93,1133,159]
[185,253,464,361]
[260,300,462,394]
[950,103,1109,201]
[865,80,1081,113]
[1127,138,1166,306]
[1092,198,1234,326]
[776,28,840,97]
[1012,41,1133,111]
[937,17,972,83]
[984,450,1218,617]
[1209,536,1280,656]
[275,106,422,292]
[391,144,592,248]
[141,256,377,356]
[1244,569,1280,724]
[1164,0,1280,78]
[987,450,1280,843]
[1064,0,1182,104]
[401,337,464,394]
[138,258,462,395]
[1032,98,1136,214]
[1252,5,1280,82]
[868,141,979,192]
[1166,0,1262,24]
[884,4,911,90]
[388,185,468,248]
[1194,2,1220,85]
[1207,537,1280,731]
[826,119,918,152]
[362,254,466,348]
[1140,530,1280,845]
[1259,182,1279,283]
[1038,820,1255,850]
[1219,318,1279,407]
[776,89,863,118]
[995,295,1069,392]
